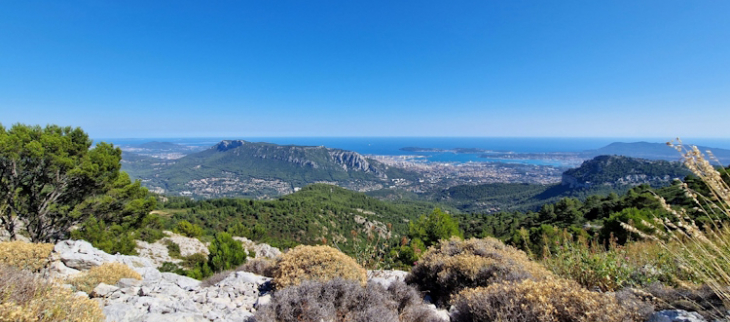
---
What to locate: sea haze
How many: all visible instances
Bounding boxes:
[99,137,730,167]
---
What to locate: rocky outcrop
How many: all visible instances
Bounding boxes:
[135,232,211,267]
[51,239,266,322]
[232,237,281,259]
[367,269,408,288]
[328,149,382,175]
[215,140,245,152]
[51,240,156,277]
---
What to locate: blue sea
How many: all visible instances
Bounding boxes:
[98,137,730,167]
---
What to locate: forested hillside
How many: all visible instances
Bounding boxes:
[122,140,420,199]
[159,184,451,254]
[426,155,688,214]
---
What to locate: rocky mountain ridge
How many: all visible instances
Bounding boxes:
[122,140,409,199]
[561,155,690,189]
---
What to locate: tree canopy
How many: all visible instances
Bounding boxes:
[408,208,463,248]
[0,123,154,242]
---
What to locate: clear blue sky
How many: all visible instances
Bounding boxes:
[1,1,729,138]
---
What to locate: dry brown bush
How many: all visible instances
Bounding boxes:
[406,237,552,306]
[451,277,643,322]
[69,262,141,293]
[273,245,366,289]
[0,241,54,272]
[200,270,232,288]
[237,257,276,277]
[255,278,443,322]
[0,265,104,322]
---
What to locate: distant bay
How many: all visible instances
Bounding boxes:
[98,137,730,167]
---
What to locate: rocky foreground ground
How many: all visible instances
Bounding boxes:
[46,239,709,322]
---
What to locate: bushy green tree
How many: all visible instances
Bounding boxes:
[70,216,138,255]
[208,232,246,272]
[176,220,204,238]
[409,208,462,248]
[0,124,153,242]
[600,207,659,244]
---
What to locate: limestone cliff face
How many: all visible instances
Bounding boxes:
[212,140,382,175]
[327,149,383,175]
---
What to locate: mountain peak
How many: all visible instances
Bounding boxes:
[215,140,247,152]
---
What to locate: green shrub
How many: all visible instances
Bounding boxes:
[164,240,182,259]
[70,216,137,255]
[176,220,204,238]
[406,237,552,306]
[186,263,213,280]
[135,226,166,243]
[183,253,208,269]
[208,232,246,272]
[409,208,462,248]
[451,278,643,322]
[273,245,367,289]
[159,262,181,273]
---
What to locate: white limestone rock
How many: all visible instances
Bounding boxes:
[367,269,408,288]
[647,310,707,322]
[55,240,115,270]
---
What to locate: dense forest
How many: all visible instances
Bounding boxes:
[158,184,453,253]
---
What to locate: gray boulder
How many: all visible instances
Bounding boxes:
[648,310,707,322]
[55,240,115,270]
[91,283,120,298]
[103,303,145,322]
[367,269,408,288]
[161,272,200,291]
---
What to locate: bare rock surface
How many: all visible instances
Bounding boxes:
[51,239,262,322]
[647,310,708,322]
[134,232,209,267]
[135,240,181,267]
[367,269,408,288]
[232,237,281,259]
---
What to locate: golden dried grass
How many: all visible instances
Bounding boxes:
[0,241,54,272]
[69,262,141,293]
[0,265,104,322]
[406,237,552,305]
[452,277,638,322]
[273,245,367,289]
[626,140,730,308]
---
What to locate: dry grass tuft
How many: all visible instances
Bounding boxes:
[406,237,552,306]
[200,270,232,288]
[0,241,55,272]
[69,262,141,293]
[625,140,730,309]
[451,277,643,322]
[236,257,276,277]
[273,245,367,289]
[0,265,104,322]
[255,278,442,322]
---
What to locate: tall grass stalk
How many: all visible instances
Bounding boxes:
[625,139,730,308]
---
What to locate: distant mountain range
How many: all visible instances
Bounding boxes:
[427,155,690,213]
[120,139,728,202]
[581,142,730,164]
[122,140,418,198]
